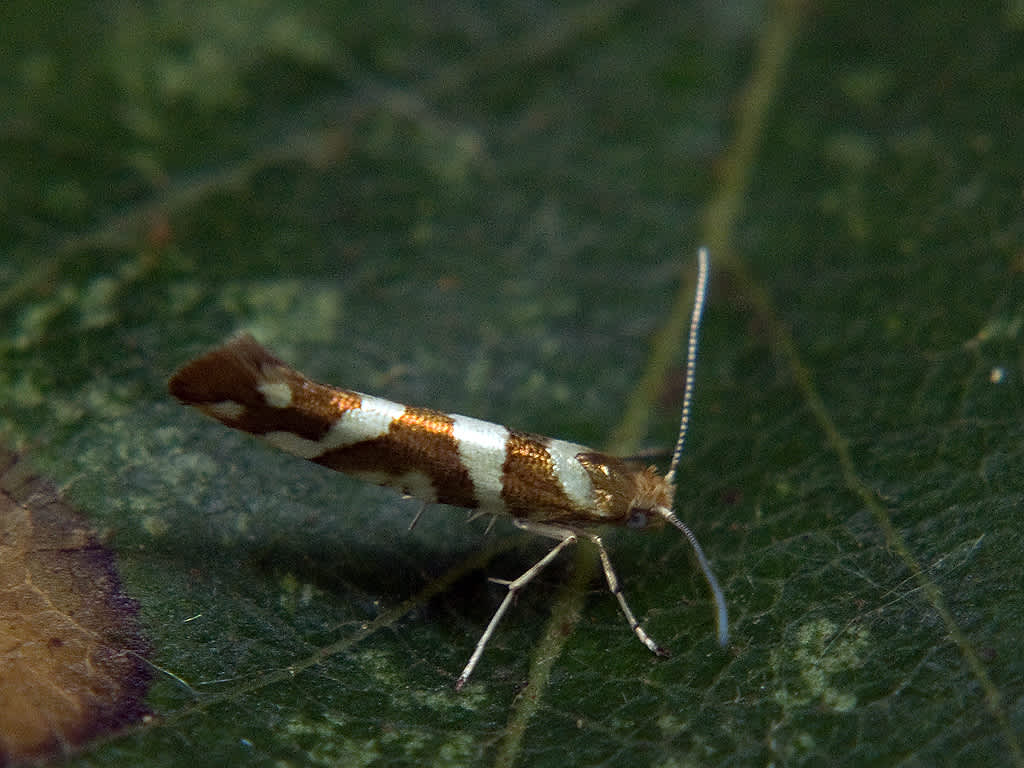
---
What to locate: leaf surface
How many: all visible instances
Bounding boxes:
[1,0,1021,765]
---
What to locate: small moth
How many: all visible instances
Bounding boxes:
[169,248,727,688]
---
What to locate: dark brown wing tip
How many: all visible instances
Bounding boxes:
[168,332,285,406]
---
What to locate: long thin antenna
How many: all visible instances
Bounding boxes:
[658,249,727,647]
[665,247,710,485]
[661,508,729,647]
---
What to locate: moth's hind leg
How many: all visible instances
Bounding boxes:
[407,501,428,531]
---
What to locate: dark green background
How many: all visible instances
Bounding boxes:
[1,1,1022,765]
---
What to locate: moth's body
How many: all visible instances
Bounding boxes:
[170,333,674,531]
[169,249,726,688]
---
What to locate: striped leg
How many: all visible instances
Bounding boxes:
[455,524,579,690]
[455,521,667,690]
[584,532,667,657]
[518,522,667,657]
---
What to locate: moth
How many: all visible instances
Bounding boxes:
[169,248,727,688]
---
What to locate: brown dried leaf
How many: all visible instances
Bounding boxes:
[0,447,151,763]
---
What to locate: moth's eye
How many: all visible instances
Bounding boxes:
[626,511,649,529]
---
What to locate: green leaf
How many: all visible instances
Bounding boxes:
[2,0,1022,766]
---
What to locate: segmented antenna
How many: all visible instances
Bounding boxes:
[661,508,729,647]
[665,247,709,485]
[657,248,728,647]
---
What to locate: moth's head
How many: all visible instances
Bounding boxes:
[621,476,683,533]
[623,466,675,529]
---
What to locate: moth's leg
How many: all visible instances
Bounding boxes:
[582,532,667,657]
[517,522,667,656]
[466,509,500,535]
[455,522,578,690]
[407,501,428,531]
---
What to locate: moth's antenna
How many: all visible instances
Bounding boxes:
[665,247,709,485]
[659,507,729,647]
[658,249,727,647]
